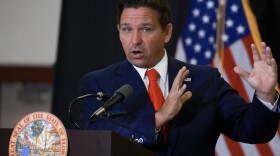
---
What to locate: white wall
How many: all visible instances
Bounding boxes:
[0,0,61,128]
[0,0,61,66]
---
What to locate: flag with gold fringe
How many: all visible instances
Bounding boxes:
[175,0,280,155]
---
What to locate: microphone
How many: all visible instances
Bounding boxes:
[90,84,133,120]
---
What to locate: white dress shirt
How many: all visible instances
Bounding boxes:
[133,50,169,99]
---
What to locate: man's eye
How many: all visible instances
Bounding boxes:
[122,27,132,32]
[141,27,152,32]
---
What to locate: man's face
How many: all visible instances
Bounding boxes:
[118,7,172,68]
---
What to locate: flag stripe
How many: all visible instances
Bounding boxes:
[241,35,254,66]
[256,143,274,156]
[216,135,232,156]
[268,128,280,155]
[230,35,254,102]
[240,143,260,156]
[223,46,250,102]
[224,135,245,155]
[230,36,254,101]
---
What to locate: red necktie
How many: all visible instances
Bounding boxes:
[146,69,164,111]
[146,69,167,142]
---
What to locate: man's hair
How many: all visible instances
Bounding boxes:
[117,0,171,29]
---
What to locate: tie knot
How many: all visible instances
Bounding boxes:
[146,69,159,81]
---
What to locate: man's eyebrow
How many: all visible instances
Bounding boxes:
[140,23,153,27]
[119,23,130,27]
[120,22,153,26]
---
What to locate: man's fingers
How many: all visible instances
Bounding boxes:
[180,91,192,104]
[234,67,249,80]
[271,58,278,73]
[174,66,186,82]
[251,44,260,61]
[265,46,273,66]
[252,42,274,66]
[260,42,268,62]
[172,66,189,92]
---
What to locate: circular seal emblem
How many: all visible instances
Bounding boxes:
[8,111,68,156]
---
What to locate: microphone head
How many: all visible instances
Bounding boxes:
[115,84,133,100]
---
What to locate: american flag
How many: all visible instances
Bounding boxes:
[175,0,280,155]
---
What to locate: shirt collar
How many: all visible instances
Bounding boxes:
[133,50,168,83]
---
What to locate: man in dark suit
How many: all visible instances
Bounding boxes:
[79,0,280,155]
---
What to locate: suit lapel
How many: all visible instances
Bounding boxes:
[114,60,147,92]
[113,60,154,111]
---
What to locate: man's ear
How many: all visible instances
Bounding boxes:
[164,23,173,43]
[117,24,120,31]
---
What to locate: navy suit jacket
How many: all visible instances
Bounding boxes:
[79,56,280,155]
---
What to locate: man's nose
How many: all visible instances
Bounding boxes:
[132,31,142,45]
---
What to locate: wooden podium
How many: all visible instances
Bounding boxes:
[0,128,156,156]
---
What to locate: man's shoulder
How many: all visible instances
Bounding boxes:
[81,60,129,79]
[170,57,215,72]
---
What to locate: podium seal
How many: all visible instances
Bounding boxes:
[9,111,68,156]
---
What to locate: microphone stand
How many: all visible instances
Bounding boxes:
[69,93,107,129]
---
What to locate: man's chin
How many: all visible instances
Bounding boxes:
[129,60,150,69]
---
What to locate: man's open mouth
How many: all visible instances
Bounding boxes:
[132,51,141,54]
